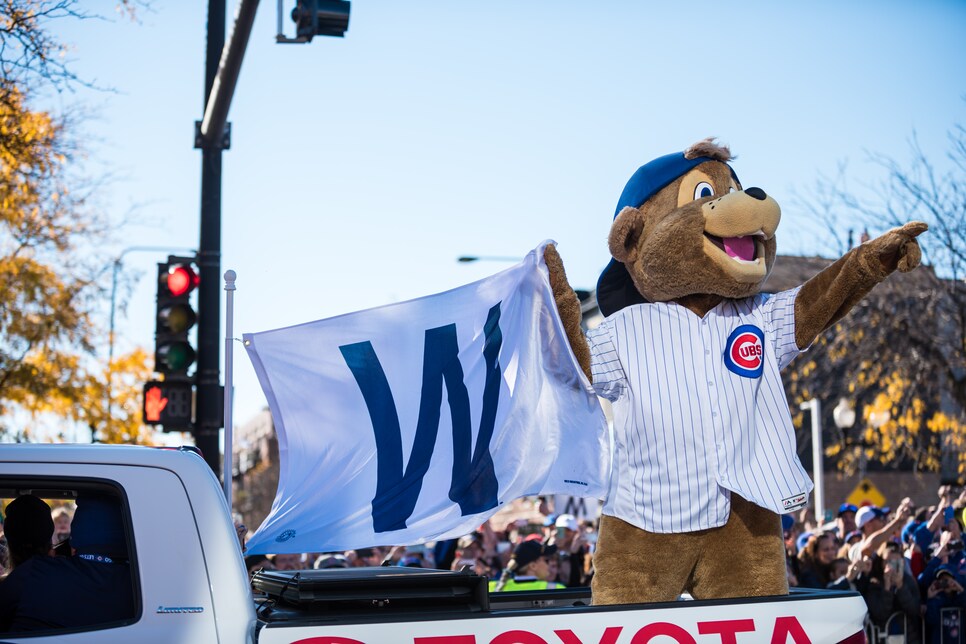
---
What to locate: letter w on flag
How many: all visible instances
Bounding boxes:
[242,241,609,555]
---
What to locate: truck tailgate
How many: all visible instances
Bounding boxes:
[255,588,866,643]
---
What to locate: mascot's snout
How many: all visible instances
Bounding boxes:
[701,186,781,283]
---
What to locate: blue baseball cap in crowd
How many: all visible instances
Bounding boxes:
[901,520,923,545]
[595,148,738,317]
[837,503,858,517]
[542,514,558,527]
[796,531,813,553]
[844,530,863,544]
[781,514,794,533]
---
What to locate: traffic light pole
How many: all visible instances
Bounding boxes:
[193,0,346,477]
[195,0,228,475]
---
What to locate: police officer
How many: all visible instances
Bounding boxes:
[490,539,565,592]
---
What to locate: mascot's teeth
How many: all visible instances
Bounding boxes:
[723,236,756,261]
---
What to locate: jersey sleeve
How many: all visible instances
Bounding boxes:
[759,286,803,370]
[587,322,625,402]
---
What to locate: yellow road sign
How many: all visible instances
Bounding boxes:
[846,478,887,508]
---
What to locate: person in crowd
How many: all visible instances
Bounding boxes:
[850,498,913,561]
[0,493,136,633]
[269,552,304,571]
[549,514,588,587]
[923,565,966,644]
[489,540,564,592]
[245,553,275,577]
[840,530,863,558]
[796,531,840,588]
[902,519,929,578]
[344,547,383,567]
[1,495,53,573]
[918,528,966,594]
[827,555,871,591]
[314,553,348,569]
[835,503,858,539]
[857,540,922,643]
[51,507,71,546]
[782,515,801,587]
[451,533,483,570]
[433,538,458,572]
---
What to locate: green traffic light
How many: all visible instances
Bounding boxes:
[157,342,196,372]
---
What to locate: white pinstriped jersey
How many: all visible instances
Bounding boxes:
[587,287,813,534]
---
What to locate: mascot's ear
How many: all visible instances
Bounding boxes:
[609,206,647,264]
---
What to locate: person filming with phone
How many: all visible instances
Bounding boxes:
[924,565,966,644]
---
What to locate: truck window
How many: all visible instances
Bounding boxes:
[0,478,139,636]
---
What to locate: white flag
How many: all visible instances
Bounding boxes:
[243,241,609,555]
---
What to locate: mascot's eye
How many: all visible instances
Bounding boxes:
[729,187,737,194]
[694,182,715,200]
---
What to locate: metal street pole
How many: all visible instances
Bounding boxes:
[800,399,825,526]
[195,0,261,476]
[195,0,228,474]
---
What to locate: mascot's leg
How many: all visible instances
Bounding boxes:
[688,494,788,599]
[591,514,700,605]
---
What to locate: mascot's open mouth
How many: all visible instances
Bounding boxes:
[703,233,764,264]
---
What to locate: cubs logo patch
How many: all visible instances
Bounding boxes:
[724,324,765,378]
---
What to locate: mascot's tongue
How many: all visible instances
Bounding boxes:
[723,236,755,261]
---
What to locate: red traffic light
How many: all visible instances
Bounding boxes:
[166,264,199,297]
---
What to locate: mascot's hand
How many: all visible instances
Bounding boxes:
[543,244,592,382]
[868,221,928,273]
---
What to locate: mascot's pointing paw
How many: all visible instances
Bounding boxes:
[545,138,926,604]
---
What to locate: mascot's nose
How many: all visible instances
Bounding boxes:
[745,187,767,201]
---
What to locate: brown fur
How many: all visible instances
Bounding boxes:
[544,140,927,605]
[592,495,787,604]
[684,137,733,162]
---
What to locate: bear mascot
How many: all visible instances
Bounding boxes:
[544,138,927,603]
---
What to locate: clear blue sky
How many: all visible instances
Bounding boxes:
[51,1,965,431]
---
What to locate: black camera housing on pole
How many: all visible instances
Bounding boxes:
[292,0,350,41]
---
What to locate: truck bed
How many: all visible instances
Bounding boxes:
[252,568,867,643]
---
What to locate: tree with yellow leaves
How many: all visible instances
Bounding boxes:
[788,123,966,477]
[0,1,155,444]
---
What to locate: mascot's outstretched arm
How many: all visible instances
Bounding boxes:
[543,244,592,381]
[794,221,928,350]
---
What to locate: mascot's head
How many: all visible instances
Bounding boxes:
[596,138,781,317]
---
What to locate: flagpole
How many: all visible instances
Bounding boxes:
[222,269,237,508]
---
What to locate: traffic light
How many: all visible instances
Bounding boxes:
[292,0,350,41]
[155,256,199,377]
[143,380,194,431]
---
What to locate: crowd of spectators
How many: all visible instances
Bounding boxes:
[246,502,598,592]
[785,485,966,643]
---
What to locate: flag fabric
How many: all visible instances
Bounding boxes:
[242,241,610,555]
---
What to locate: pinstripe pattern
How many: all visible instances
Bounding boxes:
[587,287,813,534]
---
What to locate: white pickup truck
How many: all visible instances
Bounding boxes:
[0,444,867,643]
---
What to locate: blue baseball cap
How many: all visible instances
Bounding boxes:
[596,149,738,317]
[796,531,813,553]
[837,503,858,517]
[901,520,922,545]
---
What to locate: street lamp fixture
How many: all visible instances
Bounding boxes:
[833,398,856,432]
